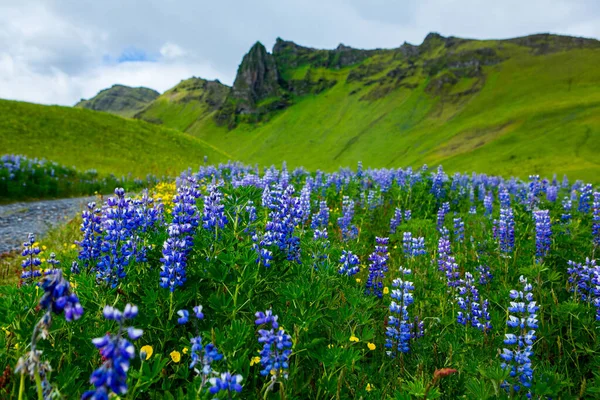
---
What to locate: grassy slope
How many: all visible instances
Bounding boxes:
[184,44,600,182]
[0,99,231,177]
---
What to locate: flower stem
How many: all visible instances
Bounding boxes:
[34,366,43,400]
[18,373,25,400]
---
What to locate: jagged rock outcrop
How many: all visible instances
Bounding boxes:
[231,42,280,113]
[75,85,159,117]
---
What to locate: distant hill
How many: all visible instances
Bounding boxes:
[129,32,600,182]
[135,77,229,131]
[75,84,159,118]
[0,99,229,177]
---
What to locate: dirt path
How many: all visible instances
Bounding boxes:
[0,196,96,254]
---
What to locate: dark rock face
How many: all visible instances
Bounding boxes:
[75,85,159,117]
[424,48,503,77]
[506,33,600,54]
[231,42,280,113]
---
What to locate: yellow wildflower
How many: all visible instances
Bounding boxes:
[250,356,261,366]
[355,278,361,283]
[140,345,153,360]
[183,347,189,354]
[383,287,389,295]
[327,344,334,349]
[367,342,376,351]
[366,383,374,392]
[14,343,19,350]
[349,336,359,342]
[42,245,47,250]
[170,350,181,363]
[70,244,76,249]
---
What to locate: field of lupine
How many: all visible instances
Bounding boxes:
[0,155,164,202]
[1,162,600,399]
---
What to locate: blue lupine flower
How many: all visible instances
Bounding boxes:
[484,192,493,217]
[592,192,600,248]
[499,187,511,208]
[453,217,464,243]
[311,200,329,229]
[365,237,389,298]
[21,233,42,283]
[457,272,491,332]
[437,229,452,272]
[498,206,515,254]
[338,196,358,241]
[546,185,558,202]
[390,208,403,234]
[71,261,81,274]
[561,196,572,222]
[203,184,228,233]
[431,165,446,199]
[96,188,137,287]
[39,269,84,322]
[82,304,142,400]
[533,210,552,262]
[500,276,538,395]
[578,184,593,214]
[436,202,450,231]
[255,310,292,384]
[443,255,461,290]
[189,336,223,376]
[193,305,204,320]
[469,206,477,215]
[338,250,360,276]
[404,209,412,222]
[209,372,243,395]
[245,200,257,234]
[76,202,103,270]
[177,309,189,324]
[160,177,201,291]
[476,265,493,285]
[385,268,417,356]
[567,258,599,321]
[404,233,426,257]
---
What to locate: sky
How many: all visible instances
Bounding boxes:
[1,0,598,106]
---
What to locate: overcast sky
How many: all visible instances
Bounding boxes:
[1,0,598,106]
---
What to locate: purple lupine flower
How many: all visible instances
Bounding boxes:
[39,269,84,322]
[499,187,511,209]
[131,190,164,262]
[160,177,201,291]
[546,185,558,202]
[484,192,493,217]
[365,237,389,298]
[561,196,572,223]
[76,202,102,270]
[476,265,493,285]
[453,217,464,243]
[97,188,137,287]
[404,209,412,222]
[437,228,452,272]
[209,372,243,395]
[443,255,461,290]
[338,250,360,276]
[436,202,450,231]
[567,259,600,320]
[533,210,552,262]
[21,233,42,283]
[404,232,426,257]
[338,196,358,241]
[390,208,403,234]
[311,200,329,229]
[431,165,446,199]
[578,184,593,214]
[203,184,228,233]
[498,206,515,254]
[255,310,292,385]
[385,268,416,356]
[593,192,600,248]
[500,276,538,395]
[457,272,491,332]
[82,304,142,400]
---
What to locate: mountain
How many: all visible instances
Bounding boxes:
[132,32,600,182]
[135,77,229,131]
[0,99,229,176]
[75,84,159,118]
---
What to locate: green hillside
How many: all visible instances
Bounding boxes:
[0,99,230,177]
[75,84,159,118]
[137,33,600,182]
[135,77,228,131]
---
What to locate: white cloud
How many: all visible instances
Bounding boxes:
[0,0,598,106]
